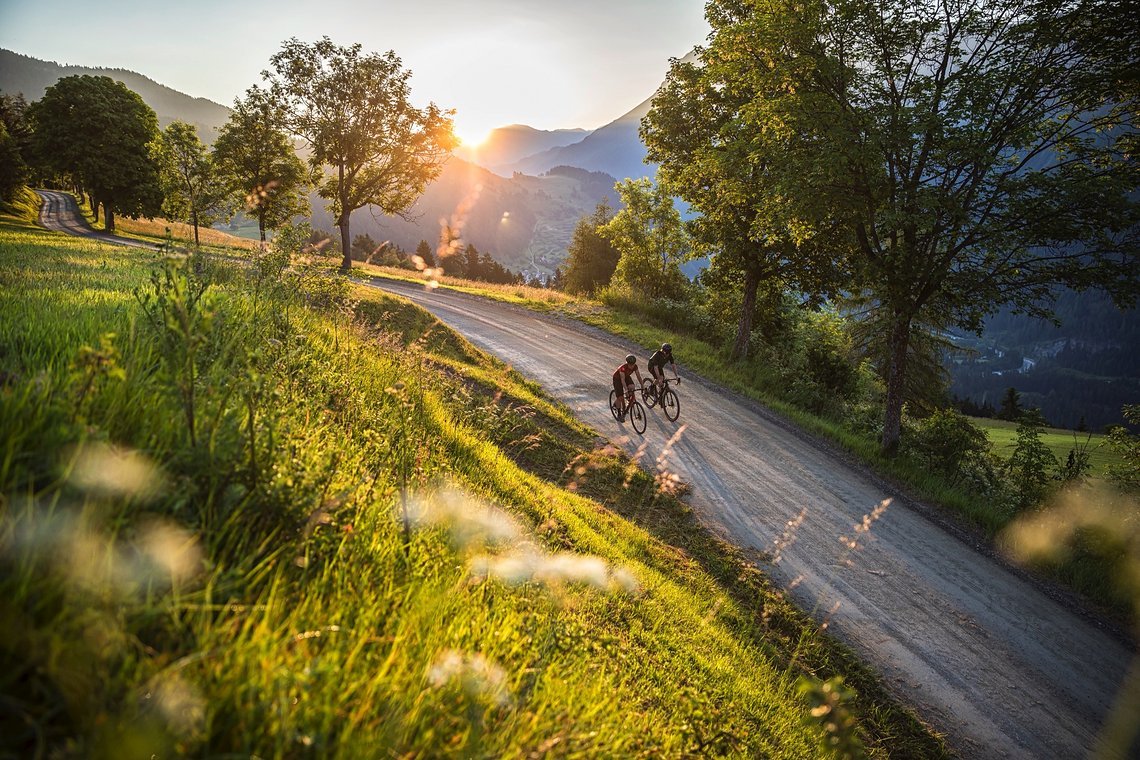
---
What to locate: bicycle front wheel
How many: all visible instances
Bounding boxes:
[629,400,647,434]
[662,388,680,422]
[609,389,621,420]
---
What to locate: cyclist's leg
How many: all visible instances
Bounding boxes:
[613,377,626,415]
[651,365,664,391]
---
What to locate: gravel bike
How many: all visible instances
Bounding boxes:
[609,385,647,434]
[641,375,681,422]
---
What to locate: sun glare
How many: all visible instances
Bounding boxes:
[455,126,491,149]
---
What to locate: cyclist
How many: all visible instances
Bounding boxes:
[612,354,644,421]
[647,342,676,397]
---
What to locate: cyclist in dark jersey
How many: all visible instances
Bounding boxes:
[612,354,644,420]
[647,343,676,396]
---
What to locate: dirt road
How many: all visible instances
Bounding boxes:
[36,190,159,249]
[369,277,1136,759]
[32,194,1135,757]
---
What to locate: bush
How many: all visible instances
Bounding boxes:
[908,408,996,490]
[769,309,860,415]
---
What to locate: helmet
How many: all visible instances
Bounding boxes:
[625,354,637,364]
[661,343,672,352]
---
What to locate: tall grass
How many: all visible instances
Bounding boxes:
[0,220,945,758]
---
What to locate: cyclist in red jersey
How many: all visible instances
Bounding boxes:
[612,354,644,421]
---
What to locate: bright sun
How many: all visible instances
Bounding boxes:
[454,125,491,149]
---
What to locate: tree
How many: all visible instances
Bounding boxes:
[0,94,31,202]
[154,121,226,246]
[999,387,1023,422]
[212,85,309,243]
[352,233,383,262]
[0,123,27,203]
[1005,409,1059,511]
[563,199,621,296]
[696,0,1140,455]
[415,239,435,268]
[28,75,163,232]
[643,49,846,359]
[264,37,455,270]
[599,177,689,299]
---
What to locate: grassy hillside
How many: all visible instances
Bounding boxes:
[0,217,944,757]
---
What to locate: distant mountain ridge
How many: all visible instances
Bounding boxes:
[506,93,656,182]
[0,48,231,138]
[454,124,592,176]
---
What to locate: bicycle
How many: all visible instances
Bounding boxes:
[609,385,647,434]
[641,375,681,422]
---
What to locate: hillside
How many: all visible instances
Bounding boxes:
[948,289,1140,430]
[0,212,942,757]
[508,93,656,182]
[0,48,232,138]
[311,158,618,277]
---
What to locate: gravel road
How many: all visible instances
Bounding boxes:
[32,192,1136,758]
[36,190,159,249]
[368,276,1136,760]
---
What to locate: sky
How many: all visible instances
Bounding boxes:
[0,0,709,145]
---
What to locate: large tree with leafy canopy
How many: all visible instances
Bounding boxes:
[696,0,1139,455]
[211,85,309,243]
[28,75,162,232]
[643,50,848,360]
[263,37,456,270]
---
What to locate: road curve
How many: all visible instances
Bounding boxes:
[368,276,1136,759]
[36,190,160,249]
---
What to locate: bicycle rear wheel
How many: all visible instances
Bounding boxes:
[642,384,657,407]
[662,388,680,422]
[609,389,621,420]
[629,400,647,434]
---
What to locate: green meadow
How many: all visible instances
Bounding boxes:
[0,208,944,757]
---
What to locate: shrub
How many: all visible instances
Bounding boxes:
[1002,409,1059,512]
[908,408,993,488]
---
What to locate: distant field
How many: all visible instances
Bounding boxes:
[972,416,1124,476]
[112,215,260,250]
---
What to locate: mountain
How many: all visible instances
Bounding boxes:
[309,159,618,277]
[506,93,656,182]
[454,125,592,176]
[0,48,231,138]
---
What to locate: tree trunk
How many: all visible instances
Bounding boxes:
[91,197,99,224]
[881,313,912,457]
[192,210,200,247]
[338,164,352,271]
[105,205,115,234]
[258,208,267,243]
[731,266,761,360]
